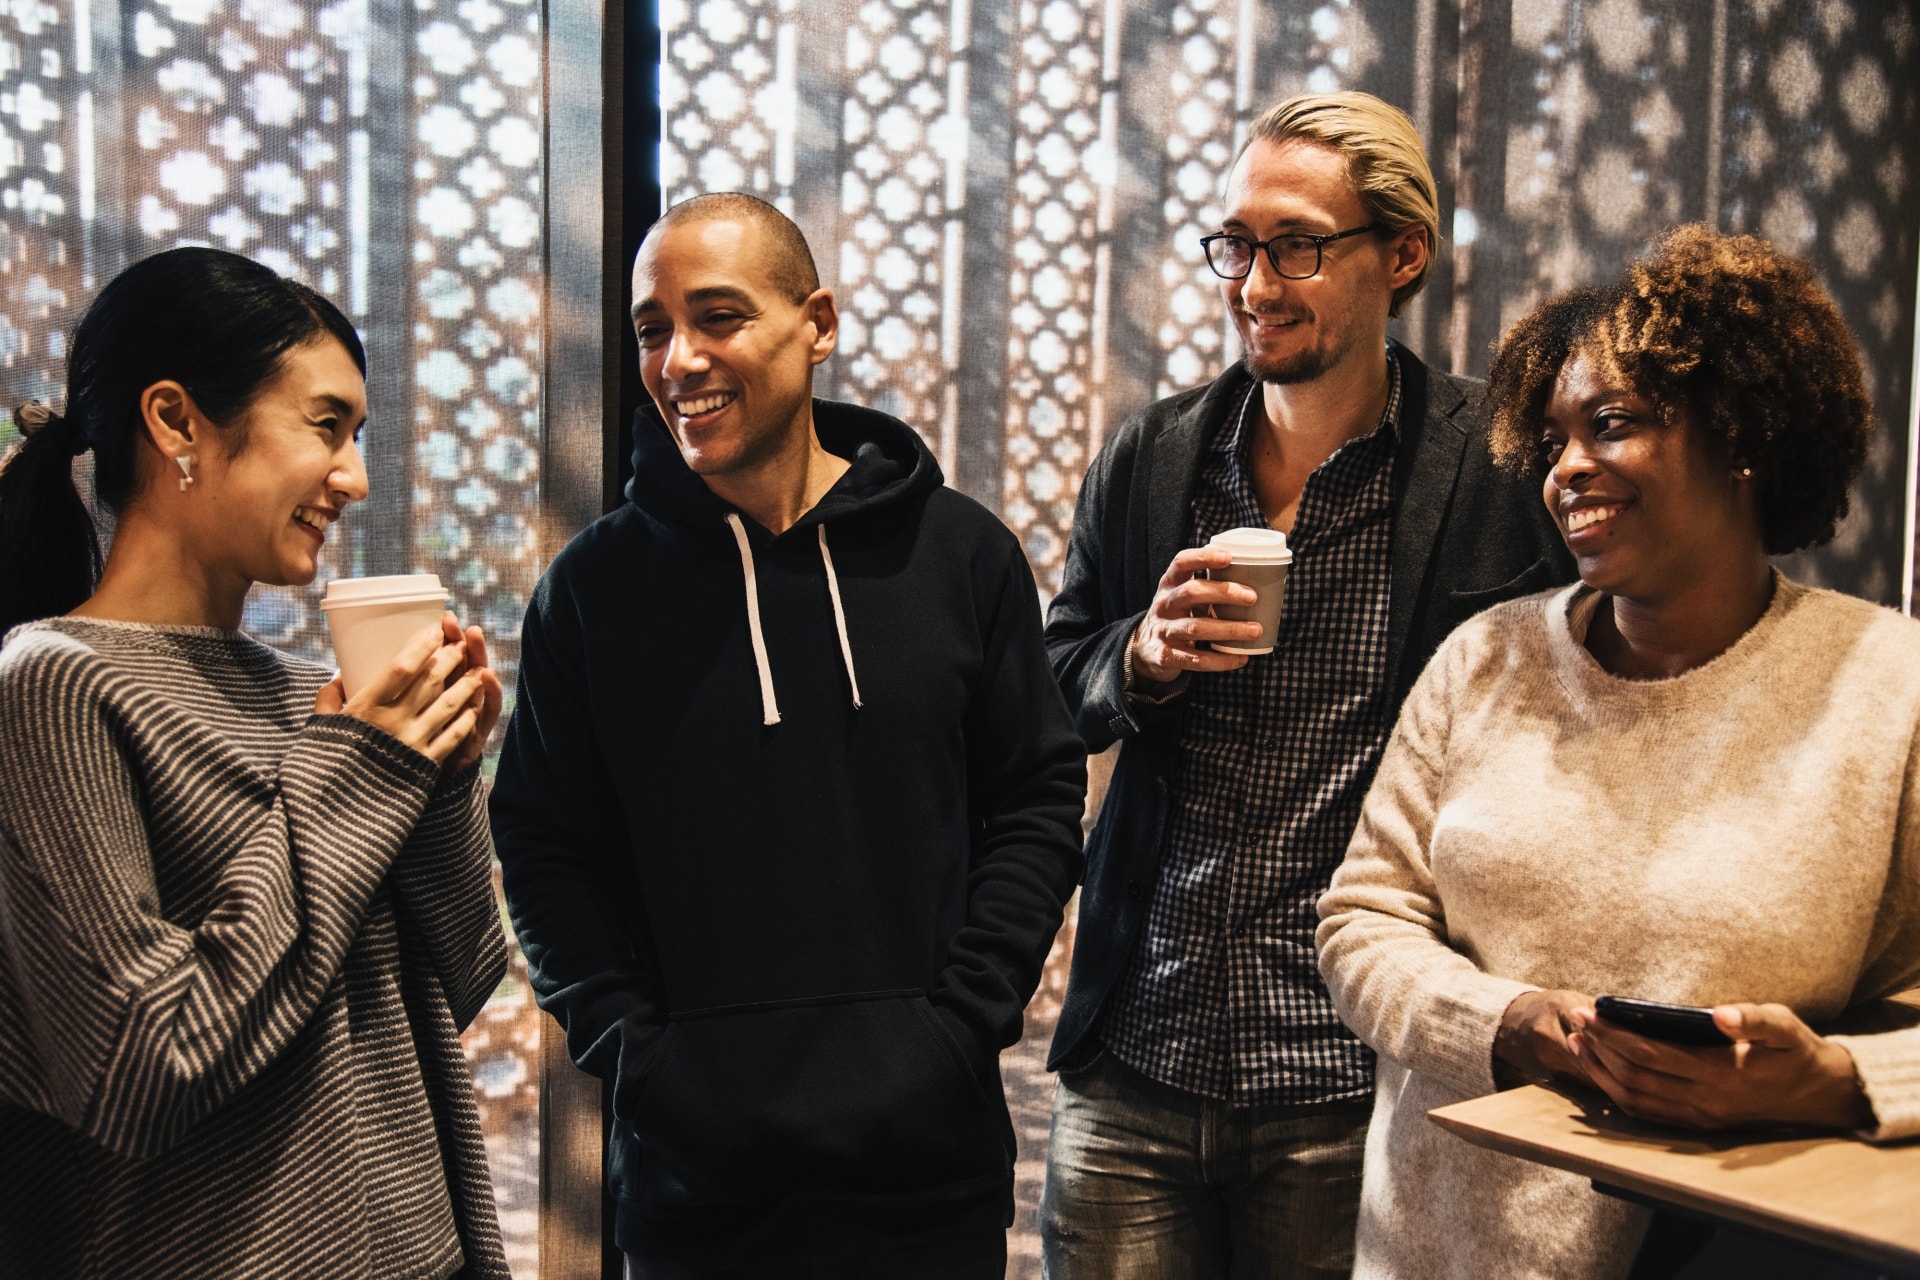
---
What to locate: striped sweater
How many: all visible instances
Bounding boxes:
[0,618,510,1279]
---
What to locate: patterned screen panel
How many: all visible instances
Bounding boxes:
[662,0,1920,605]
[0,0,544,1272]
[7,1,1916,1276]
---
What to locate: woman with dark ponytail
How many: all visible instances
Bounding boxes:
[0,247,511,1279]
[0,397,102,630]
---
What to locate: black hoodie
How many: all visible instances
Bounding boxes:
[491,400,1086,1260]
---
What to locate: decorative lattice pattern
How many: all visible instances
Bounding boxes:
[659,0,794,204]
[1152,0,1243,402]
[998,0,1116,586]
[833,0,960,465]
[1482,2,1699,335]
[661,0,969,474]
[126,0,357,312]
[0,0,82,419]
[406,0,545,660]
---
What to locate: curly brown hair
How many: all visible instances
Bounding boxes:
[1486,224,1873,555]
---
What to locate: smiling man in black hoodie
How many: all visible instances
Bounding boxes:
[490,193,1087,1278]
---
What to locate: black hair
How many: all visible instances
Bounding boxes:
[1487,224,1872,555]
[0,247,365,633]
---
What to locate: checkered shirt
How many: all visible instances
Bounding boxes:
[1100,352,1401,1105]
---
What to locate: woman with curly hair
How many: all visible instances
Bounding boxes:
[0,247,510,1278]
[1315,224,1920,1279]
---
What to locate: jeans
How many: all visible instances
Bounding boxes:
[625,1225,1007,1279]
[1039,1043,1367,1280]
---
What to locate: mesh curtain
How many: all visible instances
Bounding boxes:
[661,0,1920,604]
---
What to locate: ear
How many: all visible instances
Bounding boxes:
[1384,223,1429,293]
[138,380,202,465]
[803,288,839,367]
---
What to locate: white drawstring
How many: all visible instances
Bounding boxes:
[817,526,863,710]
[726,513,781,726]
[724,515,864,723]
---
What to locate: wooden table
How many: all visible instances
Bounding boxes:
[1429,1084,1920,1274]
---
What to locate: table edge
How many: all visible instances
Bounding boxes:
[1428,1094,1920,1272]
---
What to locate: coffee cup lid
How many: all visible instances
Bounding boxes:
[320,574,448,609]
[1207,527,1292,563]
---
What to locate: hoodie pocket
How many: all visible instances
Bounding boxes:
[630,990,1005,1208]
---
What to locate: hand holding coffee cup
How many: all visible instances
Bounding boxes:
[316,575,502,767]
[1202,528,1291,656]
[322,575,453,697]
[1131,545,1268,682]
[434,615,504,775]
[312,621,492,765]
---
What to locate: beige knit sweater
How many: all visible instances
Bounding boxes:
[1316,575,1920,1280]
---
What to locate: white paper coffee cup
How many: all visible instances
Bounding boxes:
[1206,528,1292,656]
[320,574,449,697]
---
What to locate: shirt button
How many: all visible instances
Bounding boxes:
[1127,880,1146,902]
[1260,736,1278,753]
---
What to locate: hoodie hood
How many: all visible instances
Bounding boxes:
[625,396,944,536]
[624,396,947,726]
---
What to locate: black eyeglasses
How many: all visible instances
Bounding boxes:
[1199,224,1383,280]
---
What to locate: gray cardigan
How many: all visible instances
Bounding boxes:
[1043,346,1574,1068]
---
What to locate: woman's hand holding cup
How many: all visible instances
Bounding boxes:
[314,616,501,768]
[434,612,504,774]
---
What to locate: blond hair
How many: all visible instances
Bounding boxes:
[1240,92,1439,316]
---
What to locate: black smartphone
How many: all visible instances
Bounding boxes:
[1593,996,1733,1047]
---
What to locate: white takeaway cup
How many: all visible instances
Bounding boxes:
[1205,527,1293,656]
[320,575,450,698]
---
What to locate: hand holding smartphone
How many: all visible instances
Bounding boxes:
[1592,996,1733,1047]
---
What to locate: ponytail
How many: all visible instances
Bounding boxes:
[0,402,102,635]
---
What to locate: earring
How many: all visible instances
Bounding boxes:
[1738,467,1753,478]
[177,454,195,491]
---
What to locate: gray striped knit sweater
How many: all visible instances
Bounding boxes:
[0,618,510,1279]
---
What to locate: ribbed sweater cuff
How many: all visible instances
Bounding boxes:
[1421,973,1538,1099]
[1829,1028,1920,1141]
[431,759,483,800]
[305,713,440,791]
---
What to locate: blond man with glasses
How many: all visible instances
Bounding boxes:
[1039,92,1573,1278]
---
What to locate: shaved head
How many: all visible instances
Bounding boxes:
[647,193,820,305]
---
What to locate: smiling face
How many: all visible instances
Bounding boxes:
[186,336,369,590]
[1218,137,1426,385]
[1539,350,1761,604]
[630,216,837,484]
